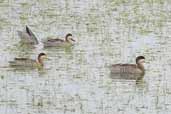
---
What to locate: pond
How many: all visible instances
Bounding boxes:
[0,0,171,114]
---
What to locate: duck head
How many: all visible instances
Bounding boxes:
[37,53,47,66]
[136,56,145,70]
[65,33,75,43]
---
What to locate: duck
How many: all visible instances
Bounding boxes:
[110,56,145,80]
[43,33,75,47]
[18,26,39,45]
[9,53,47,68]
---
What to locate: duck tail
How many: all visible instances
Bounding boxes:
[9,61,17,66]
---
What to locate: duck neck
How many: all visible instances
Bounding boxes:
[137,63,145,76]
[65,37,70,43]
[38,57,44,66]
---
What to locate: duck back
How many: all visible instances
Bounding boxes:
[9,58,36,67]
[110,64,143,80]
[43,38,72,47]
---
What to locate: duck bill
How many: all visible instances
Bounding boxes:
[71,38,75,42]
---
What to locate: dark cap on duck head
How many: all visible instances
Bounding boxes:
[65,33,72,38]
[136,56,145,64]
[38,53,46,58]
[65,33,76,42]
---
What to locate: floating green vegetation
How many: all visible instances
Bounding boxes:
[19,2,32,22]
[20,2,30,7]
[1,75,4,80]
[105,0,169,35]
[0,0,6,3]
[144,0,165,4]
[19,14,28,21]
[0,18,11,29]
[86,10,102,33]
[138,27,152,35]
[117,0,168,35]
[37,0,49,5]
[110,0,128,7]
[37,102,43,107]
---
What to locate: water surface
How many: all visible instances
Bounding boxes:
[0,0,171,114]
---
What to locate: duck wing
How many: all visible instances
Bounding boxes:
[25,26,39,44]
[111,64,137,73]
[17,26,38,44]
[46,38,64,42]
[18,31,32,43]
[14,58,30,60]
[43,38,65,47]
[9,58,36,67]
[110,64,140,80]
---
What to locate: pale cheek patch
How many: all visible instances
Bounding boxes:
[139,59,145,63]
[68,36,72,39]
[42,55,47,59]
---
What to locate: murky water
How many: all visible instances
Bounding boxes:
[0,0,171,114]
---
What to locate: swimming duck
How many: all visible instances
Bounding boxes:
[43,33,75,47]
[9,53,47,68]
[110,56,145,80]
[18,26,39,45]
